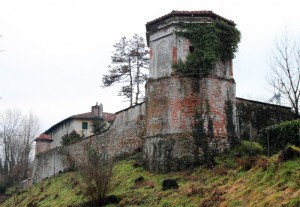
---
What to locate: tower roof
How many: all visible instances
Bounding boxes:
[146,10,235,32]
[34,134,53,142]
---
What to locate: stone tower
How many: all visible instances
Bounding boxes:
[144,11,238,171]
[34,134,53,155]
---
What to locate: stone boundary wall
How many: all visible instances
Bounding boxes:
[236,97,294,140]
[32,103,146,183]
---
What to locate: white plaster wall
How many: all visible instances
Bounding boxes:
[149,26,175,79]
[50,119,93,148]
[149,25,193,79]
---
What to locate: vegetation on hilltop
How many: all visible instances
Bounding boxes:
[2,145,300,207]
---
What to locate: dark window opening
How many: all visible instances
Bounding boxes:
[189,46,195,53]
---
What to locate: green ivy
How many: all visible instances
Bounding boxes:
[192,100,216,167]
[225,93,238,147]
[259,119,300,155]
[174,20,241,75]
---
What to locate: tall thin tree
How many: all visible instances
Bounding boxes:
[102,34,149,106]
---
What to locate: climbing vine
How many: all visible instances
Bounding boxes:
[174,20,241,75]
[225,93,238,147]
[193,100,216,167]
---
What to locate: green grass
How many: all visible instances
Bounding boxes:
[1,172,86,207]
[1,152,300,207]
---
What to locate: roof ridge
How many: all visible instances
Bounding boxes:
[146,10,235,29]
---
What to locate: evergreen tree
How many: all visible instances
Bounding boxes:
[61,130,83,146]
[91,119,106,134]
[102,34,149,106]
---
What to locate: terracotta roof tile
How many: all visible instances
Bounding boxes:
[71,112,115,121]
[44,112,116,134]
[146,10,235,30]
[34,134,53,142]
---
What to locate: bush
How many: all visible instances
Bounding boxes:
[0,184,6,193]
[134,176,144,183]
[78,144,114,207]
[278,146,300,162]
[235,141,264,157]
[61,130,83,146]
[259,119,300,155]
[236,156,257,171]
[162,179,178,191]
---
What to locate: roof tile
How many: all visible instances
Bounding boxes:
[34,134,53,142]
[146,10,235,30]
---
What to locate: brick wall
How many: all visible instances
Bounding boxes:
[144,75,236,171]
[35,141,52,155]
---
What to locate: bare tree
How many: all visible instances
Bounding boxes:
[267,28,300,118]
[0,109,39,187]
[78,143,114,206]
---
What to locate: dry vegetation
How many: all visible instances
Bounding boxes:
[1,148,300,207]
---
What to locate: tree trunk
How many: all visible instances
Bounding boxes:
[129,57,133,106]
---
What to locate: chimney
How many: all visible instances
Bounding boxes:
[91,102,103,118]
[99,103,103,118]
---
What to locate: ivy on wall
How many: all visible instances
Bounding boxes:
[225,94,237,146]
[174,20,241,75]
[193,100,216,167]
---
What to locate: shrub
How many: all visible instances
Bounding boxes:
[236,155,269,171]
[236,141,264,157]
[0,184,6,194]
[255,156,269,170]
[162,179,178,191]
[259,119,300,155]
[134,176,144,184]
[78,143,114,207]
[278,146,300,162]
[61,130,83,146]
[102,195,119,205]
[236,156,257,171]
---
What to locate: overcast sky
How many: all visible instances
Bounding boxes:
[1,0,300,132]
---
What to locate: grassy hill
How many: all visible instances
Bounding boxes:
[1,148,300,207]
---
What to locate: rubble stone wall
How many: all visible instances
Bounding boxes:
[32,103,145,183]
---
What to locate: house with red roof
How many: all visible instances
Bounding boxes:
[44,103,115,148]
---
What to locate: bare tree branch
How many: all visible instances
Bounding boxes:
[267,27,300,117]
[0,109,39,188]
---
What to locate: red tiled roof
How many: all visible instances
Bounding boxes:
[34,134,53,142]
[71,112,115,122]
[146,10,235,31]
[44,112,116,134]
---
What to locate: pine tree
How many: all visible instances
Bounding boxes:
[102,34,149,106]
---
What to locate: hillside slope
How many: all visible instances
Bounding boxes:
[1,152,300,207]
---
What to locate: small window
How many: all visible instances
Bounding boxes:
[189,46,195,53]
[82,122,88,129]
